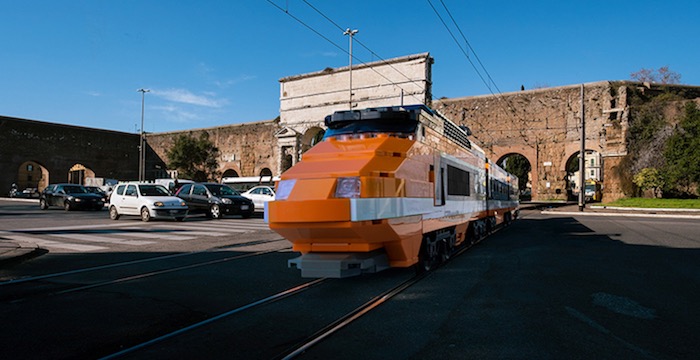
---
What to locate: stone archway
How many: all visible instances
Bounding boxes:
[222,169,239,179]
[564,149,602,200]
[496,153,532,200]
[68,164,95,185]
[17,161,49,192]
[300,127,325,157]
[259,168,273,177]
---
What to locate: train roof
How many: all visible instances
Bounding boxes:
[325,105,473,150]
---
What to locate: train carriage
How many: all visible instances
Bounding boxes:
[266,105,518,278]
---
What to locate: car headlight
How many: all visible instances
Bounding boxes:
[154,201,164,207]
[275,180,296,201]
[221,198,232,204]
[335,177,361,198]
[180,201,187,207]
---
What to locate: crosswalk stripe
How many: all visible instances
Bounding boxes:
[51,234,155,246]
[116,232,196,241]
[157,224,245,235]
[1,233,106,252]
[193,223,268,231]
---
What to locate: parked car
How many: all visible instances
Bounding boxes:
[241,185,276,211]
[84,186,108,203]
[39,184,105,211]
[108,182,188,222]
[176,183,254,219]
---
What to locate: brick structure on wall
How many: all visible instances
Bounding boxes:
[0,116,154,193]
[276,53,433,175]
[146,119,279,180]
[434,81,700,201]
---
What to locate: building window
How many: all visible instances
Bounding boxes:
[27,164,33,172]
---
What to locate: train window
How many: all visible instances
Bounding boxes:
[447,165,470,196]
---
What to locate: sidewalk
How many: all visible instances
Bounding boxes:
[536,202,700,219]
[0,239,43,267]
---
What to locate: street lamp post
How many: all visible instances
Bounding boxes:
[138,88,150,181]
[343,28,358,110]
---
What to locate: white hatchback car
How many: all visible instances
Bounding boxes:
[109,182,188,222]
[241,185,276,211]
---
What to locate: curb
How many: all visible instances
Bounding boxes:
[541,210,700,219]
[590,205,700,213]
[0,241,46,267]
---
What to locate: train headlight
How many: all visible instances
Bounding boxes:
[335,177,361,198]
[275,179,296,201]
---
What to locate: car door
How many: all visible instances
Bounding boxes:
[52,185,67,206]
[250,187,270,210]
[176,183,193,204]
[190,184,209,212]
[43,185,57,206]
[120,184,140,215]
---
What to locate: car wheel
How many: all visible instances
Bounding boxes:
[109,206,120,220]
[40,199,48,210]
[140,207,151,222]
[242,211,253,219]
[64,201,72,211]
[210,204,221,219]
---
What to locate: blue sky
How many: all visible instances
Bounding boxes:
[2,1,698,133]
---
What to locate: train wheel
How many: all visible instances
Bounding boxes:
[417,235,439,274]
[440,232,456,262]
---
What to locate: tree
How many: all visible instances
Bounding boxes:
[166,132,221,181]
[663,102,700,197]
[630,66,681,84]
[633,168,664,198]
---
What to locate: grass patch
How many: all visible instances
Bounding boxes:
[600,198,700,209]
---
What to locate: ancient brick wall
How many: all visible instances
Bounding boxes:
[434,81,625,201]
[0,116,145,193]
[146,119,279,180]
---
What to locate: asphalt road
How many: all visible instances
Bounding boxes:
[0,203,698,359]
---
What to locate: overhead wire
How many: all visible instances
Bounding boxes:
[427,0,585,148]
[268,0,429,106]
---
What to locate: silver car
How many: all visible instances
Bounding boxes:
[108,182,188,222]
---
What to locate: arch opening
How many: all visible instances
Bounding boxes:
[565,150,602,201]
[496,153,532,200]
[68,164,95,185]
[15,161,49,195]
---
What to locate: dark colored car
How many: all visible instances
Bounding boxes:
[84,186,109,203]
[175,183,254,219]
[39,184,105,211]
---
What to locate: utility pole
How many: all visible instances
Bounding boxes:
[343,28,358,110]
[578,84,586,211]
[138,88,150,181]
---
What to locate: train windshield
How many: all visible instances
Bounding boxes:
[323,120,418,139]
[323,108,419,139]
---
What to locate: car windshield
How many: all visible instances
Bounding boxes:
[63,185,87,194]
[138,185,170,196]
[206,184,240,196]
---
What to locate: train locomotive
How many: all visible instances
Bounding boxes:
[266,105,519,278]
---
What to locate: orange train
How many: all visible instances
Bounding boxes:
[266,105,519,278]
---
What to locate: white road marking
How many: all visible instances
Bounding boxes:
[1,233,106,252]
[51,233,155,246]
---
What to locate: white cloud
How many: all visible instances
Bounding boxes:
[214,74,256,89]
[152,88,228,108]
[152,104,200,123]
[87,91,101,97]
